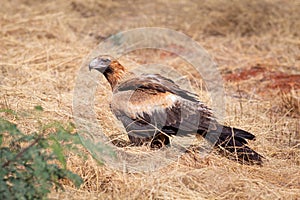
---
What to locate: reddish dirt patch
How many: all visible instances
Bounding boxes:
[224,65,266,82]
[223,64,300,94]
[266,73,300,92]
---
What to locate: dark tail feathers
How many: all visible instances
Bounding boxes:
[206,125,264,164]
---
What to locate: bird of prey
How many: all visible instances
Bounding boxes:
[89,56,263,164]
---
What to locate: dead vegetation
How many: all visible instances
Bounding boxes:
[1,0,300,199]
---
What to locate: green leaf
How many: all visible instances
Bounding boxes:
[80,137,116,164]
[49,136,66,169]
[0,108,17,116]
[0,117,22,136]
[65,170,83,188]
[0,108,85,199]
[34,105,44,111]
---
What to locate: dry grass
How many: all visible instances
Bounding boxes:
[1,0,300,199]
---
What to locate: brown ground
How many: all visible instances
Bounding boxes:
[1,0,300,199]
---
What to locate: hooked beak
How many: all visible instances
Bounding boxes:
[88,57,111,73]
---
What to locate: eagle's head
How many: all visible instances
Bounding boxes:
[89,55,126,89]
[89,55,114,73]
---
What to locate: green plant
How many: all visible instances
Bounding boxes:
[0,108,83,200]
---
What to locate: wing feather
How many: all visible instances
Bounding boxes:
[115,74,199,102]
[111,74,215,145]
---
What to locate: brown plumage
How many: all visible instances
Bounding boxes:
[89,56,264,164]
